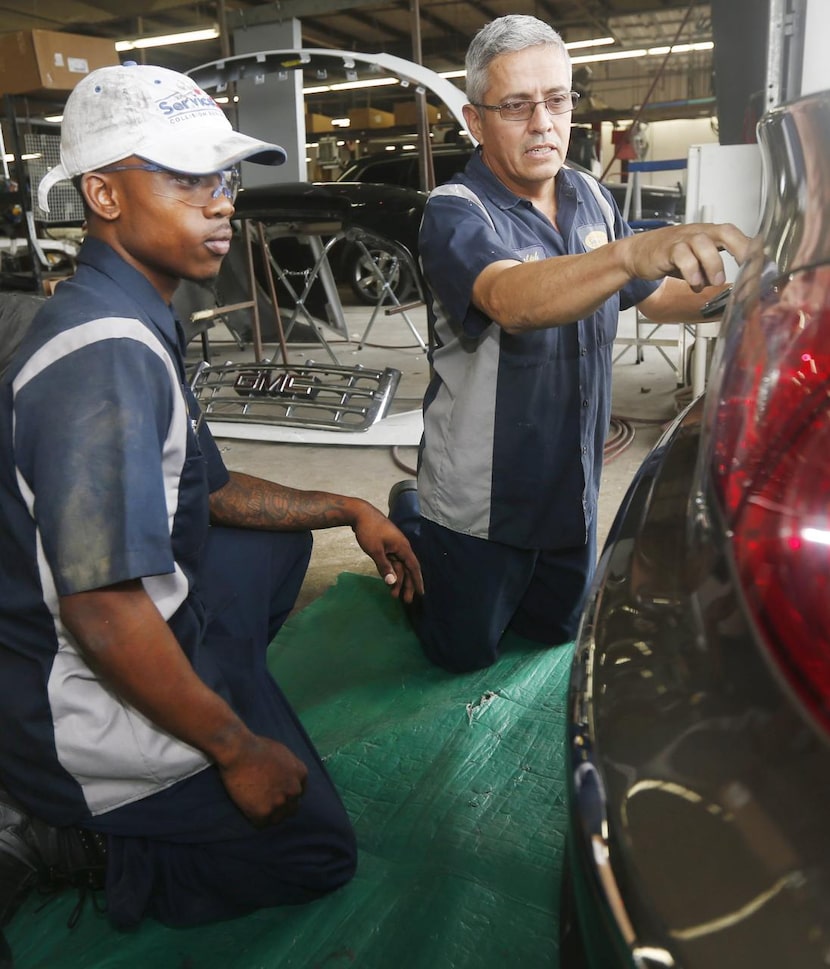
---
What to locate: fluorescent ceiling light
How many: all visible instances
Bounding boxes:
[572,41,713,64]
[571,49,648,64]
[437,37,703,77]
[304,77,400,95]
[648,42,714,54]
[116,26,219,52]
[565,37,614,50]
[329,77,399,91]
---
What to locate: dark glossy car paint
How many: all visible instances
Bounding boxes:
[563,87,830,969]
[234,180,428,307]
[339,145,473,191]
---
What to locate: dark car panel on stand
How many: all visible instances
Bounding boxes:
[173,181,428,343]
[563,87,830,968]
[237,180,427,320]
[234,180,425,278]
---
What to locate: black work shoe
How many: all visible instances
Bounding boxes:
[0,784,108,967]
[0,789,40,928]
[388,479,420,538]
[388,478,418,514]
[0,785,107,905]
[0,787,42,969]
[28,821,108,896]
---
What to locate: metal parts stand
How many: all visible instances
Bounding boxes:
[354,232,427,352]
[257,221,346,366]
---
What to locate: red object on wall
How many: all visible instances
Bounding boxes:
[611,128,637,160]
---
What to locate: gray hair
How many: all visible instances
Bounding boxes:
[465,15,570,105]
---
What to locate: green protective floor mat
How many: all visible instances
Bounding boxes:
[7,573,573,969]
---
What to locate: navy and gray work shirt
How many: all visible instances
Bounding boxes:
[418,150,659,550]
[0,237,230,826]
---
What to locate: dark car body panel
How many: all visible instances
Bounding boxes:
[566,86,830,969]
[566,394,830,967]
[234,180,426,273]
[230,180,427,318]
[172,180,427,341]
[339,146,473,190]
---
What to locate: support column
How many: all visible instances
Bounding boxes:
[233,19,306,185]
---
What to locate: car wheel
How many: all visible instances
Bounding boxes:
[349,243,415,305]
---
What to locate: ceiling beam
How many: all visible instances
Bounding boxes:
[534,0,614,37]
[300,16,373,48]
[394,1,472,46]
[334,7,412,43]
[226,0,473,58]
[227,0,396,27]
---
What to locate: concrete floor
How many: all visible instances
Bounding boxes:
[187,296,692,614]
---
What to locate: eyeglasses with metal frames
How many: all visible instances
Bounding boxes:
[94,163,241,207]
[471,91,580,121]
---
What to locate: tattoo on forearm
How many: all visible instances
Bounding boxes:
[210,473,353,531]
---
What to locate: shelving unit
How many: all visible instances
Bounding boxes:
[1,95,81,294]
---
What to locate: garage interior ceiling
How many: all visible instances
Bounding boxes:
[0,1,715,123]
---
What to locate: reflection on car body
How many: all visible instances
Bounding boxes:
[562,87,830,969]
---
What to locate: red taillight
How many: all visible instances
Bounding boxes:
[708,265,830,729]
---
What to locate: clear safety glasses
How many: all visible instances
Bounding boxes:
[95,163,241,207]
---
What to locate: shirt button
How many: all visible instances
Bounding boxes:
[581,446,588,455]
[582,399,589,407]
[580,347,587,356]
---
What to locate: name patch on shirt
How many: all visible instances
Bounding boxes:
[578,225,609,251]
[515,245,546,262]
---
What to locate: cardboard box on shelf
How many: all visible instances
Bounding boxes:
[0,30,119,97]
[348,107,395,130]
[305,113,334,134]
[393,101,446,127]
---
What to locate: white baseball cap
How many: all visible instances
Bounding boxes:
[38,62,286,213]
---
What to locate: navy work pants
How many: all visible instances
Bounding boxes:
[86,527,357,928]
[392,492,594,673]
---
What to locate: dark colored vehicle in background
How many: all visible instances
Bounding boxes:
[339,143,473,190]
[561,88,830,967]
[341,144,684,226]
